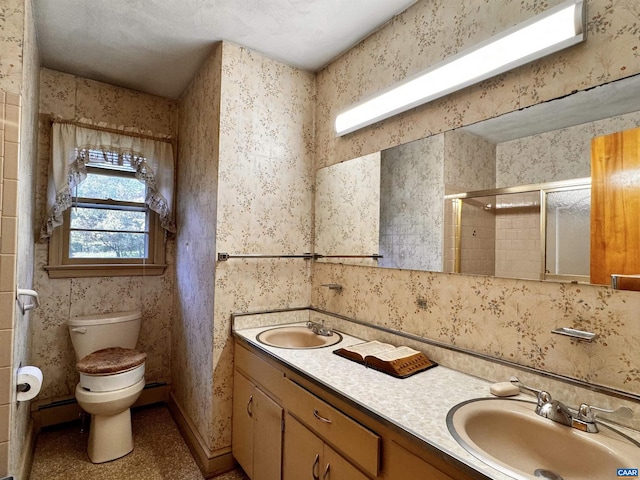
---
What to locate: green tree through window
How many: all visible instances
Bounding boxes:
[69,168,149,259]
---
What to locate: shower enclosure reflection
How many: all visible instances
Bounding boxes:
[445,179,591,281]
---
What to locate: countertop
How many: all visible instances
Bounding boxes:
[234,323,525,480]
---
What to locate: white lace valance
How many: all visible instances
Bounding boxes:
[40,119,176,240]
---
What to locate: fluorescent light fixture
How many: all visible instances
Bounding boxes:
[335,0,585,136]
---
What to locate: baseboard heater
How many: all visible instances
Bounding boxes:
[36,381,168,410]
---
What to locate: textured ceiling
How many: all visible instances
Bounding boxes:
[33,0,417,99]
[463,74,640,144]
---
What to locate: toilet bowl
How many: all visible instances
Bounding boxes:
[76,378,145,463]
[68,311,146,463]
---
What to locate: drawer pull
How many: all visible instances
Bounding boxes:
[323,463,330,480]
[312,453,320,480]
[313,409,332,424]
[247,395,253,417]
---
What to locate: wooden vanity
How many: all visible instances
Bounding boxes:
[232,337,488,480]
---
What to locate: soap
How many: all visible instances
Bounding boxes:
[490,382,520,397]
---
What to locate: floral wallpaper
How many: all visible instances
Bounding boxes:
[32,69,177,405]
[444,129,495,192]
[6,0,640,474]
[1,0,40,475]
[312,0,640,401]
[174,42,315,458]
[496,109,640,187]
[316,0,640,170]
[174,43,222,455]
[313,262,640,399]
[315,152,380,267]
[0,0,25,93]
[212,42,315,451]
[11,0,39,473]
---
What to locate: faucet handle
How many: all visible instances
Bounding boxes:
[578,403,633,422]
[510,377,553,408]
[509,376,546,399]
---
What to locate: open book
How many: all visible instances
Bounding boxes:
[333,341,437,378]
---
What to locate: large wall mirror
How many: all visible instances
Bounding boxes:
[315,74,640,287]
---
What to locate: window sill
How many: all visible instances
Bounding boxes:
[44,263,168,278]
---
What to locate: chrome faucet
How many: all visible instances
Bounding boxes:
[509,377,633,433]
[307,320,333,336]
[510,377,573,427]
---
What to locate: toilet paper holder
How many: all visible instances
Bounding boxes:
[16,365,43,402]
[16,287,39,313]
[17,383,31,393]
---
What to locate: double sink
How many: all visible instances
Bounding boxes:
[255,325,639,479]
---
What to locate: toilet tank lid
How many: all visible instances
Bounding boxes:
[68,310,141,326]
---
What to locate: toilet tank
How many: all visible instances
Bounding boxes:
[68,311,142,360]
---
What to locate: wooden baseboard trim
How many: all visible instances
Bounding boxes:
[167,393,237,478]
[15,419,36,480]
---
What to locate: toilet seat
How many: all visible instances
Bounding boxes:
[77,347,146,392]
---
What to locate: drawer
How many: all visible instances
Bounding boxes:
[234,343,284,398]
[286,380,380,477]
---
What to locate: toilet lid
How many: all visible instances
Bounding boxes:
[77,347,146,375]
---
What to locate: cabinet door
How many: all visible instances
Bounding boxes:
[591,126,640,288]
[232,370,255,478]
[323,445,369,480]
[283,414,324,480]
[384,441,456,480]
[253,387,283,480]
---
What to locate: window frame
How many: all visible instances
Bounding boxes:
[45,166,167,278]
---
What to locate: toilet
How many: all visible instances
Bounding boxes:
[68,310,146,463]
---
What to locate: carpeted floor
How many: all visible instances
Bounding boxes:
[29,404,249,480]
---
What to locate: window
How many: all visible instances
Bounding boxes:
[46,153,167,278]
[42,122,175,277]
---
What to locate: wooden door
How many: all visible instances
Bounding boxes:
[253,387,283,480]
[282,414,323,480]
[591,126,640,288]
[232,371,255,478]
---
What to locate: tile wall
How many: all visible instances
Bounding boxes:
[0,90,20,478]
[379,136,443,271]
[494,192,540,280]
[458,198,496,276]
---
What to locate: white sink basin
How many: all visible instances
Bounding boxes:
[256,326,342,349]
[447,398,639,480]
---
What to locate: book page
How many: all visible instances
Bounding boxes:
[369,346,421,362]
[342,341,395,358]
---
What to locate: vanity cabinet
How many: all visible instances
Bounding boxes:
[233,340,477,480]
[232,370,283,480]
[283,413,369,480]
[233,344,286,480]
[284,379,380,477]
